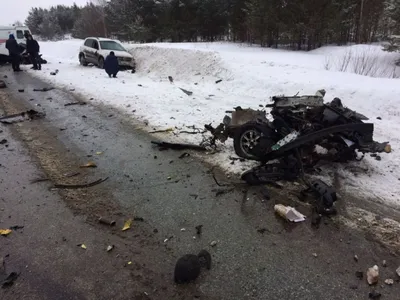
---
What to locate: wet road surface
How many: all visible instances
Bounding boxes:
[0,68,399,300]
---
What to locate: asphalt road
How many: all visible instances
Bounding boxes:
[0,68,399,300]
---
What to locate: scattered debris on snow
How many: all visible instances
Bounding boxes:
[179,87,193,96]
[151,141,206,151]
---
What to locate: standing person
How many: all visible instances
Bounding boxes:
[5,34,21,72]
[26,34,41,70]
[104,51,119,78]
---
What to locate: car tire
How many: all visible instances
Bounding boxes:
[98,57,104,69]
[79,54,88,66]
[233,122,277,160]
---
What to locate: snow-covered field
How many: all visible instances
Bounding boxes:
[26,39,400,207]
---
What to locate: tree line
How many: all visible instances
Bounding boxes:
[25,0,400,51]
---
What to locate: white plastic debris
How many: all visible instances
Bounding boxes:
[384,279,394,285]
[210,241,217,247]
[274,204,306,222]
[367,265,379,285]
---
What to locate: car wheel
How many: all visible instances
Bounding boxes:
[98,57,104,69]
[79,54,88,66]
[233,122,277,160]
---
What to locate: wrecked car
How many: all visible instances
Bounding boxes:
[205,90,390,214]
[206,89,390,182]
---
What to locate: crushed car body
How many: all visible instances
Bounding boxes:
[205,89,390,183]
[205,89,390,214]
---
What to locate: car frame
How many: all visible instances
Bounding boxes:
[79,37,136,72]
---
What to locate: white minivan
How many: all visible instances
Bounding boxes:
[0,26,31,62]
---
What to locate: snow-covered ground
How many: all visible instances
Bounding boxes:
[26,39,400,207]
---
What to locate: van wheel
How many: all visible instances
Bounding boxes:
[98,57,104,69]
[79,54,88,66]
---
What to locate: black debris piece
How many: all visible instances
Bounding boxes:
[30,178,49,183]
[151,141,206,151]
[33,87,54,92]
[53,177,109,189]
[179,88,193,96]
[0,139,7,145]
[9,225,24,230]
[257,228,268,234]
[214,188,234,197]
[168,76,173,83]
[355,271,363,279]
[18,89,24,93]
[1,272,19,288]
[302,180,337,215]
[149,129,174,134]
[98,217,116,226]
[0,110,45,124]
[0,81,6,89]
[376,117,382,120]
[64,102,86,107]
[195,225,203,235]
[375,155,382,161]
[215,79,223,84]
[50,69,59,76]
[134,217,144,222]
[63,171,80,178]
[369,291,381,299]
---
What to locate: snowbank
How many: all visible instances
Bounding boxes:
[130,46,232,81]
[29,40,400,208]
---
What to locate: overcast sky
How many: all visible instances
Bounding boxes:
[0,0,88,26]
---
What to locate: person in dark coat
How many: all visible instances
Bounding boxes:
[5,34,21,72]
[104,51,119,78]
[26,34,41,70]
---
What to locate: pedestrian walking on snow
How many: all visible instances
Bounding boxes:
[26,34,41,70]
[5,34,21,72]
[104,51,119,78]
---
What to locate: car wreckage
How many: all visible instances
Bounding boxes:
[205,90,390,214]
